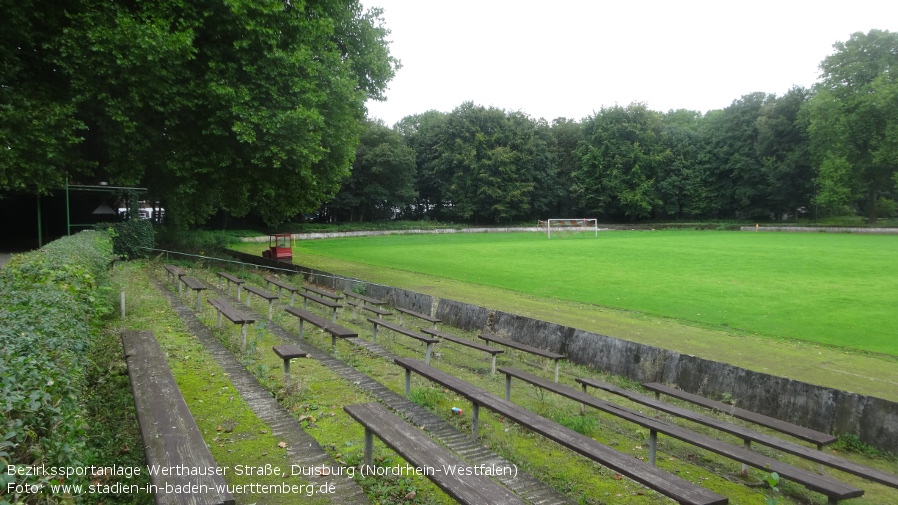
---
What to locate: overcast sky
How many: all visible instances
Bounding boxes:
[361,0,898,126]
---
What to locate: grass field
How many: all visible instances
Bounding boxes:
[289,230,897,357]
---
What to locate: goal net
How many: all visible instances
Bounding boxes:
[537,219,599,239]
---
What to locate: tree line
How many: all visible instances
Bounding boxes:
[329,29,898,224]
[2,3,895,227]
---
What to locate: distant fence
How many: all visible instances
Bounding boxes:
[741,226,898,234]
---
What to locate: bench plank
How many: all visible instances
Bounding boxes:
[643,382,837,447]
[368,318,438,364]
[395,358,727,505]
[346,403,526,505]
[264,276,301,305]
[122,330,234,505]
[342,290,386,306]
[580,377,898,490]
[272,344,310,376]
[285,306,357,352]
[302,285,344,302]
[395,307,441,327]
[479,333,565,382]
[216,272,245,300]
[243,284,278,320]
[296,291,342,321]
[500,367,862,503]
[208,298,255,352]
[421,328,503,373]
[181,277,207,311]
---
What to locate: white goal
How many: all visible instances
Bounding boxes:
[537,219,599,239]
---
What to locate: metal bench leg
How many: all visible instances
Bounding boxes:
[581,383,587,414]
[404,369,411,396]
[298,319,305,340]
[424,343,433,364]
[554,359,560,383]
[267,300,272,320]
[241,324,247,353]
[331,308,337,323]
[742,439,751,474]
[472,403,480,438]
[372,323,378,344]
[218,277,222,290]
[283,358,291,377]
[331,335,337,353]
[246,292,252,308]
[237,285,242,302]
[217,311,222,328]
[178,277,184,294]
[649,429,658,466]
[364,428,374,469]
[195,291,202,312]
[290,291,295,307]
[490,354,497,374]
[505,374,512,401]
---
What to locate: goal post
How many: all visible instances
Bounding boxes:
[537,218,599,239]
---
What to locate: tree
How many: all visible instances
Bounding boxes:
[701,92,775,219]
[396,110,450,219]
[1,0,399,227]
[807,29,898,220]
[573,103,669,220]
[417,103,552,223]
[327,120,417,221]
[755,87,814,219]
[658,109,711,219]
[548,118,583,217]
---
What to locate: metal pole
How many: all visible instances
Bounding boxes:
[120,291,125,319]
[36,194,43,247]
[65,178,71,236]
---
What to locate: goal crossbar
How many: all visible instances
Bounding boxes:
[538,218,599,238]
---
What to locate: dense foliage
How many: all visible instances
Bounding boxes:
[0,231,114,499]
[1,0,398,227]
[326,29,897,224]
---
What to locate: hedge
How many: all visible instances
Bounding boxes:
[0,231,114,498]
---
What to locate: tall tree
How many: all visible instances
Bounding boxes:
[658,109,711,219]
[807,29,898,220]
[327,120,417,221]
[1,0,399,227]
[755,87,814,219]
[573,103,669,220]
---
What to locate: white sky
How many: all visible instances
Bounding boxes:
[362,0,898,126]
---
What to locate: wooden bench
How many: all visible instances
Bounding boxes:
[272,345,310,377]
[302,285,344,302]
[296,291,342,322]
[581,377,898,490]
[180,276,207,312]
[395,307,441,329]
[208,298,255,352]
[395,358,728,505]
[216,271,245,301]
[500,367,863,505]
[479,333,566,382]
[285,306,357,352]
[368,318,438,364]
[164,264,187,293]
[264,275,301,306]
[643,382,837,449]
[121,330,235,505]
[342,290,387,307]
[345,402,526,505]
[421,328,503,373]
[346,300,392,321]
[243,284,278,320]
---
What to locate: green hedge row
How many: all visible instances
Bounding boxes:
[0,231,114,496]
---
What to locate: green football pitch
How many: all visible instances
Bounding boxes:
[290,230,897,357]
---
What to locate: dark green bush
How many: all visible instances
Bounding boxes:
[0,231,113,498]
[104,218,154,259]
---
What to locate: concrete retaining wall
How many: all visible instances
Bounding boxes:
[741,226,898,234]
[230,251,898,453]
